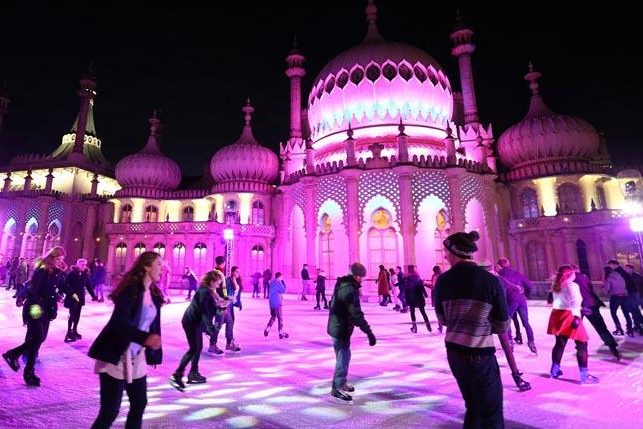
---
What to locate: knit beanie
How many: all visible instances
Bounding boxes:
[443,231,480,259]
[350,262,367,277]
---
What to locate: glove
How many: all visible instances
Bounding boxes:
[571,316,581,329]
[367,332,377,347]
[511,372,531,392]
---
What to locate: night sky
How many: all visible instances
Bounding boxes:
[1,1,641,176]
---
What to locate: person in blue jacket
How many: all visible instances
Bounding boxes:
[264,272,288,338]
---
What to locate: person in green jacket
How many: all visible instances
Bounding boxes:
[327,262,376,405]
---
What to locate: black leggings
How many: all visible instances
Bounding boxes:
[7,317,50,373]
[316,290,327,307]
[410,306,430,326]
[552,335,588,368]
[176,318,203,375]
[92,373,147,429]
[68,302,82,333]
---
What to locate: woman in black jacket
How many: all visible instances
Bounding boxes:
[405,265,432,333]
[88,251,164,429]
[2,246,67,387]
[62,258,96,342]
[169,269,225,391]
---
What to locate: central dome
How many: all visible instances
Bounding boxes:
[307,3,453,145]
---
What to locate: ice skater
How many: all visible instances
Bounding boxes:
[264,272,288,339]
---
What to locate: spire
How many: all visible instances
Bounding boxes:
[524,62,554,119]
[363,0,384,44]
[141,110,163,154]
[234,98,260,145]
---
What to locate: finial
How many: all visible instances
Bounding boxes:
[292,34,298,49]
[363,0,383,42]
[524,62,541,96]
[149,110,161,137]
[445,120,453,138]
[476,132,484,148]
[346,122,354,139]
[366,0,377,25]
[398,118,406,136]
[242,98,254,126]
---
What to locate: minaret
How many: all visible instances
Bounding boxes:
[285,37,305,140]
[68,66,97,160]
[450,12,479,126]
[0,82,10,136]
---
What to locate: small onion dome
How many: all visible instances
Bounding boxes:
[210,100,279,191]
[497,64,600,178]
[115,112,181,191]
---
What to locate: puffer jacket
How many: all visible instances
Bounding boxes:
[327,275,372,340]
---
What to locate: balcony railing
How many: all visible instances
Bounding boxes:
[105,220,275,237]
[509,209,626,233]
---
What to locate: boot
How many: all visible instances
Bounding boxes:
[527,341,538,355]
[169,373,186,391]
[609,345,621,361]
[426,321,432,332]
[207,344,224,355]
[64,331,76,343]
[187,371,207,384]
[279,331,289,339]
[72,330,82,340]
[226,340,241,352]
[24,370,41,387]
[313,305,321,310]
[612,328,624,336]
[625,328,635,337]
[392,305,401,311]
[579,367,599,384]
[264,327,270,337]
[514,335,523,345]
[550,363,563,379]
[410,322,417,333]
[2,351,20,372]
[323,304,329,310]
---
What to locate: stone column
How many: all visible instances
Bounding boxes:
[341,170,360,264]
[446,169,465,232]
[35,197,53,255]
[396,166,416,265]
[83,201,99,260]
[303,178,317,272]
[562,231,577,266]
[12,198,27,257]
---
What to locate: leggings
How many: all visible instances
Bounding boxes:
[92,373,147,429]
[176,318,203,375]
[552,335,588,368]
[68,302,82,333]
[410,306,430,326]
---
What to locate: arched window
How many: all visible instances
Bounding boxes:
[153,242,166,258]
[319,214,334,276]
[115,243,127,273]
[252,201,265,225]
[576,239,590,276]
[172,243,186,274]
[367,208,398,277]
[145,205,159,222]
[2,218,17,260]
[44,220,61,253]
[23,219,39,260]
[525,241,548,281]
[520,188,539,219]
[182,206,194,222]
[250,245,265,276]
[134,242,146,258]
[121,204,133,223]
[558,183,583,214]
[225,200,238,224]
[193,242,207,276]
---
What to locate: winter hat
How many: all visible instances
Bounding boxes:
[350,262,367,277]
[443,231,480,259]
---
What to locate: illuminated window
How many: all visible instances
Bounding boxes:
[225,200,238,224]
[520,188,539,219]
[252,201,265,225]
[371,208,392,230]
[145,205,159,222]
[250,245,265,275]
[576,239,590,276]
[115,243,127,273]
[614,237,640,269]
[368,227,398,277]
[2,218,17,260]
[182,206,194,222]
[44,221,61,253]
[525,241,548,280]
[153,242,166,258]
[557,183,582,214]
[134,242,146,258]
[172,243,186,274]
[120,204,132,223]
[193,242,207,277]
[436,209,449,231]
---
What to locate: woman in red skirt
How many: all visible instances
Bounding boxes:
[547,265,599,384]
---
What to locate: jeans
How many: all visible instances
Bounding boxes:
[301,279,312,297]
[177,318,203,375]
[267,306,283,331]
[92,373,147,429]
[315,290,328,307]
[332,337,351,390]
[7,317,50,373]
[584,306,617,348]
[447,351,504,429]
[507,300,534,343]
[210,307,234,347]
[626,293,643,328]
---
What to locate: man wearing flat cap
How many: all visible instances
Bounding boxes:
[435,231,510,428]
[327,262,376,405]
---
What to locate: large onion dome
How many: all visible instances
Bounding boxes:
[115,113,181,191]
[210,101,279,193]
[307,1,452,145]
[497,65,600,180]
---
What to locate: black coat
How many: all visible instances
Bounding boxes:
[22,267,66,325]
[185,286,218,336]
[327,275,372,340]
[404,273,427,307]
[576,272,604,308]
[63,267,96,307]
[88,283,163,366]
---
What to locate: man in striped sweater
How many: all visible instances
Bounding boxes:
[435,231,510,429]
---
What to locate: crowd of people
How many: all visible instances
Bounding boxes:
[2,234,643,429]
